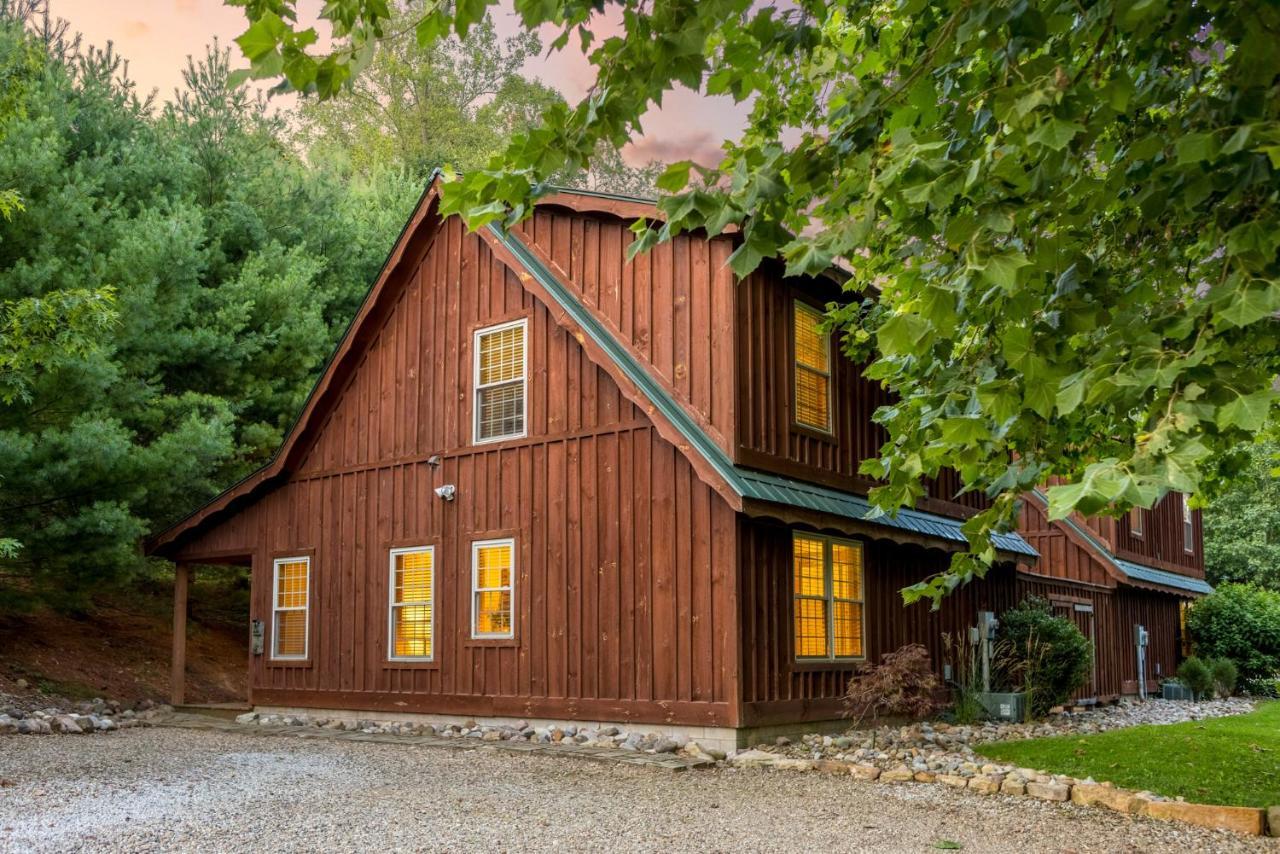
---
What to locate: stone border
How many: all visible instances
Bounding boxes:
[725,750,1277,838]
[154,713,715,773]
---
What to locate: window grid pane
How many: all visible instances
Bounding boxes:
[273,558,309,659]
[391,549,433,659]
[793,535,864,662]
[274,610,306,657]
[473,542,514,636]
[478,324,524,385]
[793,303,832,431]
[476,323,525,442]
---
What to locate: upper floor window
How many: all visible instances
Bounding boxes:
[1183,496,1194,553]
[793,533,864,661]
[1129,506,1144,538]
[793,301,832,432]
[389,546,434,661]
[271,556,310,660]
[474,319,526,443]
[472,538,515,639]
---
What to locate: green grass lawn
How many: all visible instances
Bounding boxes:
[974,701,1280,808]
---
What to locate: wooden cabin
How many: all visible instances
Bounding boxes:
[148,178,1204,745]
[1017,491,1210,700]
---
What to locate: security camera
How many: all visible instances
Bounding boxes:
[434,484,456,502]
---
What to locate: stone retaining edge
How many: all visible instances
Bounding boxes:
[728,752,1276,837]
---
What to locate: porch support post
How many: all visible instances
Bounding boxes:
[171,562,190,706]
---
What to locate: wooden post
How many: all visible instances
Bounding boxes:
[171,563,189,706]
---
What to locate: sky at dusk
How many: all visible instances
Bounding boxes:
[53,0,746,166]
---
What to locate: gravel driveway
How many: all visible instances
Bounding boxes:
[1,729,1274,853]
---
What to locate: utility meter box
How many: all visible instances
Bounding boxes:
[250,619,265,655]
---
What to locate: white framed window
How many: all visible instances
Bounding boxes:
[271,556,310,660]
[388,546,435,661]
[793,533,865,661]
[1183,496,1195,554]
[1129,506,1144,538]
[474,319,527,444]
[471,538,515,639]
[793,301,833,433]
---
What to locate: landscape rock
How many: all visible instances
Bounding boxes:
[1267,806,1280,838]
[51,715,83,734]
[729,749,778,769]
[1026,781,1071,802]
[1144,801,1266,836]
[881,766,914,783]
[1071,782,1147,814]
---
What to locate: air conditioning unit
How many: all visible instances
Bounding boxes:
[977,691,1027,722]
[1161,681,1193,701]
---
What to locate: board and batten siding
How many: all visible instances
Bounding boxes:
[513,208,738,457]
[735,516,1016,726]
[733,266,989,517]
[168,212,740,726]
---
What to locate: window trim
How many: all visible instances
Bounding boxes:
[792,532,865,664]
[1129,506,1144,538]
[387,545,436,663]
[1183,496,1195,554]
[470,537,516,640]
[792,300,834,435]
[270,555,310,662]
[473,318,528,445]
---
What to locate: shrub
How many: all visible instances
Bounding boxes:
[942,633,985,724]
[1210,657,1238,697]
[1242,676,1280,698]
[1177,656,1215,699]
[844,644,941,734]
[1185,583,1280,682]
[994,597,1093,718]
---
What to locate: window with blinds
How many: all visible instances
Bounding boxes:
[472,539,514,638]
[474,319,527,443]
[389,547,434,660]
[793,533,864,661]
[272,556,309,660]
[793,301,832,432]
[1183,496,1194,553]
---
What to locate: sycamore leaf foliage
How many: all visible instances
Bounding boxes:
[232,0,1280,606]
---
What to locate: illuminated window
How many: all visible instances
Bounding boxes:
[1129,506,1144,538]
[793,533,864,660]
[472,539,515,638]
[474,319,526,443]
[389,547,434,660]
[1183,496,1194,553]
[272,556,309,660]
[793,301,832,432]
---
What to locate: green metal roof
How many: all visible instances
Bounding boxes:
[1115,557,1214,595]
[1030,490,1211,596]
[490,223,1037,559]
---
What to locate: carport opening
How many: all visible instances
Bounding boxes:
[171,559,251,711]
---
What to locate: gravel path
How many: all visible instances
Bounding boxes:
[1,728,1275,853]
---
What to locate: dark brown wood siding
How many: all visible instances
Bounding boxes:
[1113,493,1204,576]
[170,212,740,727]
[733,267,988,517]
[513,208,737,456]
[737,516,1017,726]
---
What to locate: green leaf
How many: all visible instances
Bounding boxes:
[1056,371,1086,416]
[877,313,932,357]
[235,12,285,61]
[655,161,694,193]
[1029,118,1085,151]
[980,251,1031,290]
[938,416,991,445]
[1216,280,1280,328]
[933,842,964,850]
[1215,389,1278,432]
[1175,132,1218,165]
